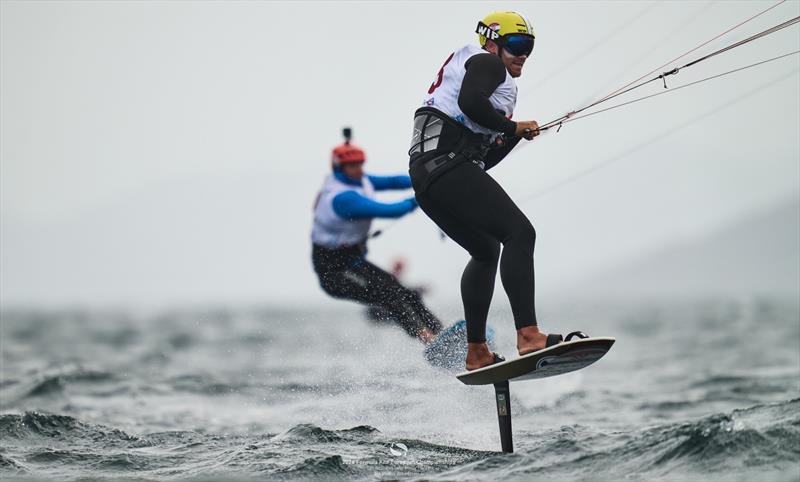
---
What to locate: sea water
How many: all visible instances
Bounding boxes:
[1,298,798,481]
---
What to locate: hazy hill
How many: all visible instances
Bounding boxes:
[572,197,800,299]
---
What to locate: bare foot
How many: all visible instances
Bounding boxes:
[517,326,548,355]
[417,327,436,345]
[465,342,497,370]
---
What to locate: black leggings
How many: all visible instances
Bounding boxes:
[412,159,537,343]
[312,244,442,338]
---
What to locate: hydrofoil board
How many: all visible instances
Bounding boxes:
[456,336,615,385]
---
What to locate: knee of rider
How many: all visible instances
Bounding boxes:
[320,281,338,297]
[320,275,344,295]
[504,222,536,254]
[471,241,501,264]
[519,221,537,247]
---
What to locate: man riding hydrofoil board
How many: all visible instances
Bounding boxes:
[409,11,581,370]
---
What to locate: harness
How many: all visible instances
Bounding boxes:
[409,107,502,192]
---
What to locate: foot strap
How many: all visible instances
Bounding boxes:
[565,331,589,341]
[546,333,563,347]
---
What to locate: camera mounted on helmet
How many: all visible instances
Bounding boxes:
[331,127,366,171]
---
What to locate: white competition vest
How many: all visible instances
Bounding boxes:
[422,44,518,138]
[311,174,376,248]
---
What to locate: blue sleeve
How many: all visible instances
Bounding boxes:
[367,174,412,191]
[332,191,414,220]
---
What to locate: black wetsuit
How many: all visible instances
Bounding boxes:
[409,52,536,343]
[312,244,443,338]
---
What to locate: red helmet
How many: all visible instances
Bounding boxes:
[331,142,366,167]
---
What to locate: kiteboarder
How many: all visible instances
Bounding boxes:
[312,128,443,343]
[408,11,565,369]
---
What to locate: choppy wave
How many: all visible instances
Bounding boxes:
[440,398,800,481]
[613,399,799,476]
[0,366,119,408]
[1,301,798,481]
[0,412,141,446]
[0,411,489,480]
[1,399,798,481]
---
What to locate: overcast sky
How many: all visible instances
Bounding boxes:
[2,0,799,309]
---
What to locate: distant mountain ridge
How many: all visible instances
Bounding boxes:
[572,197,800,298]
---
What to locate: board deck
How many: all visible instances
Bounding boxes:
[456,337,615,385]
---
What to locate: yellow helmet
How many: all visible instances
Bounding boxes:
[476,11,535,49]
